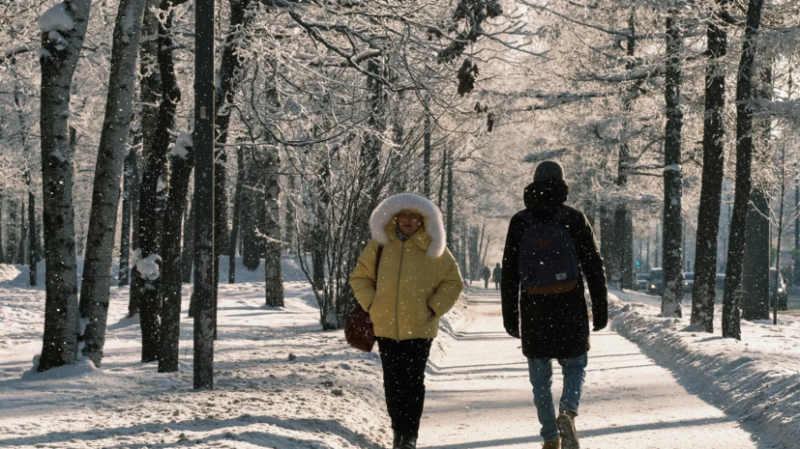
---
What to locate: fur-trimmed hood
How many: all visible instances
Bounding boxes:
[369,193,447,258]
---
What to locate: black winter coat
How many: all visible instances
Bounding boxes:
[501,179,608,360]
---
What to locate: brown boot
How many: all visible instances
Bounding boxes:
[542,436,561,449]
[557,410,579,449]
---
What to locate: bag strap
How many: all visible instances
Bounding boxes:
[375,245,384,279]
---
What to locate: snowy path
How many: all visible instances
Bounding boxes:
[419,289,777,449]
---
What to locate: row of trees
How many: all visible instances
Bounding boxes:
[1,0,519,375]
[518,0,800,340]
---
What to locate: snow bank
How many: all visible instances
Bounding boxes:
[23,356,104,381]
[610,289,800,449]
[0,264,21,282]
[39,3,74,33]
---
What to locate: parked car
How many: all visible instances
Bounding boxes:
[711,270,787,310]
[635,273,648,291]
[647,268,664,296]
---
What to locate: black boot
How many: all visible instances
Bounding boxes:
[398,434,417,449]
[392,430,401,449]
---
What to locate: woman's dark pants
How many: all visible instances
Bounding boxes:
[376,337,433,438]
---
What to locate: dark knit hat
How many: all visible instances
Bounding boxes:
[533,160,565,182]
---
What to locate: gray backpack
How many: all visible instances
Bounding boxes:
[518,207,580,294]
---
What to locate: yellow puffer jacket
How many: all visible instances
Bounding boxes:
[350,224,464,340]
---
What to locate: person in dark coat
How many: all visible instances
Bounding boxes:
[501,160,608,449]
[481,266,491,289]
[493,263,502,290]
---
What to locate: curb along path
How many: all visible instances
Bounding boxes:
[418,289,776,449]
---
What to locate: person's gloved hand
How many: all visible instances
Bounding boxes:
[593,313,608,332]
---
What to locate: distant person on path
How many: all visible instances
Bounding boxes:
[501,161,608,449]
[482,265,491,289]
[350,193,464,449]
[493,262,502,290]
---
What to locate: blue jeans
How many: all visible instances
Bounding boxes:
[527,353,588,441]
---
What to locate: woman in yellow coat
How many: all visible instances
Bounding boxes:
[350,193,463,449]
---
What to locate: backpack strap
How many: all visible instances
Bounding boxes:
[520,206,568,228]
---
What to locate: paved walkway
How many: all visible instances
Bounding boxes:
[418,289,778,449]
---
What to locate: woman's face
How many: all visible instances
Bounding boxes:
[396,210,424,235]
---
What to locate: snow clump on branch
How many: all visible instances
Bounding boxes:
[136,254,162,281]
[171,132,192,159]
[39,3,74,33]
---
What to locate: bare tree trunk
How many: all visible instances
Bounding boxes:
[614,13,635,290]
[182,197,194,284]
[27,174,38,286]
[242,153,266,270]
[229,145,244,284]
[7,199,18,264]
[741,188,770,320]
[192,0,216,388]
[156,6,190,372]
[722,0,766,340]
[423,95,432,197]
[119,146,136,287]
[80,0,149,366]
[158,132,193,374]
[691,0,728,332]
[446,148,454,248]
[17,200,26,265]
[311,155,329,293]
[773,146,786,325]
[0,194,4,264]
[132,0,178,362]
[661,10,685,318]
[599,206,616,279]
[37,0,91,372]
[264,147,284,307]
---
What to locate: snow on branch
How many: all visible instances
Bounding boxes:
[39,3,74,33]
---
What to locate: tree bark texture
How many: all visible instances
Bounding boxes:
[182,197,194,284]
[264,147,284,307]
[79,0,149,366]
[192,0,216,389]
[131,0,179,362]
[741,191,770,321]
[423,96,431,197]
[7,199,18,264]
[156,8,189,373]
[614,13,636,290]
[119,147,136,287]
[228,146,244,283]
[28,174,38,286]
[722,0,765,340]
[0,195,5,264]
[661,12,684,318]
[691,0,728,332]
[241,153,266,271]
[37,0,91,372]
[17,200,27,265]
[158,138,193,373]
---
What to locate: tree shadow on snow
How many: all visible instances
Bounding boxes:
[0,415,383,449]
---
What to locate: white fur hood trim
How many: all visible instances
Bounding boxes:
[369,193,447,258]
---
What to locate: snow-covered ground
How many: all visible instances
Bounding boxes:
[0,266,396,448]
[611,288,800,449]
[2,263,797,449]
